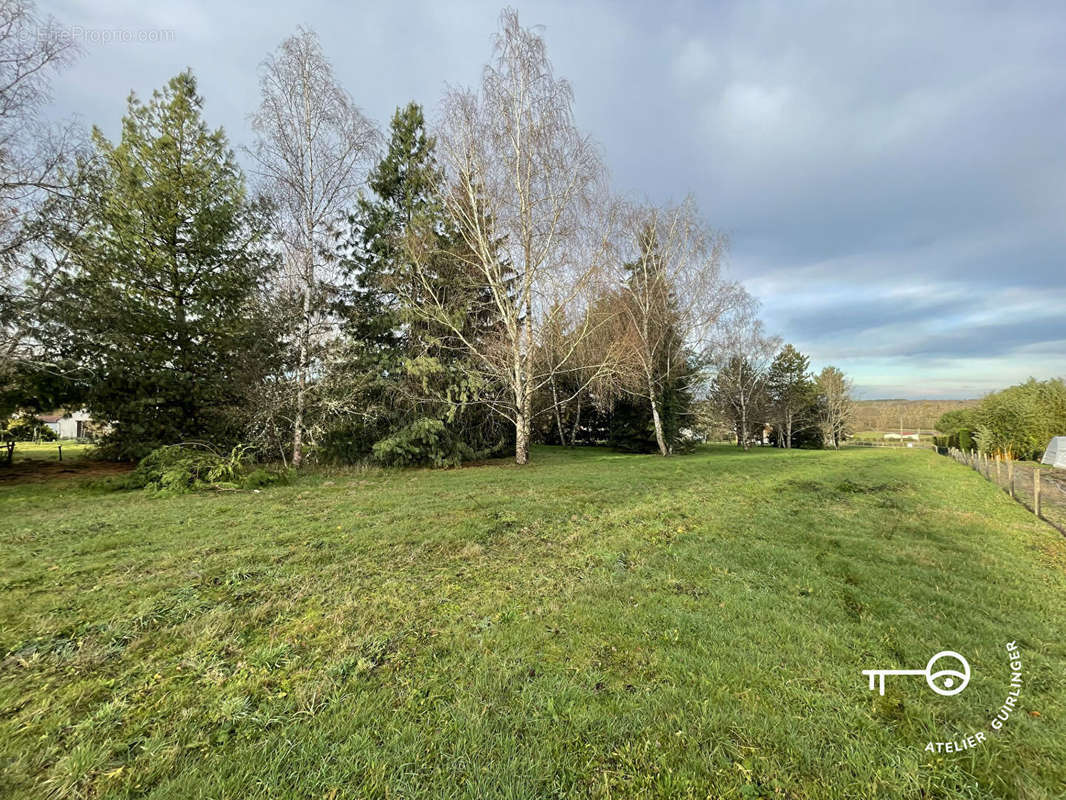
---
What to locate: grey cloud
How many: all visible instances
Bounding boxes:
[39,0,1066,397]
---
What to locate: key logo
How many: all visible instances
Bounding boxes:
[862,650,971,697]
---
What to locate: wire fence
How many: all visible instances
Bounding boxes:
[943,447,1066,535]
[843,440,938,450]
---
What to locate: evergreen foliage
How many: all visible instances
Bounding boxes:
[330,102,510,466]
[41,72,274,459]
[766,344,817,448]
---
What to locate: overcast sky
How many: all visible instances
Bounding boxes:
[37,0,1066,399]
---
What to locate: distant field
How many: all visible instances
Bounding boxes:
[852,398,978,434]
[3,441,93,462]
[850,430,939,442]
[2,446,1065,799]
[0,442,128,486]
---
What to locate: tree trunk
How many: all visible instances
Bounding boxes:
[786,411,793,449]
[292,279,311,468]
[550,375,566,446]
[645,370,668,456]
[514,297,535,465]
[570,397,582,446]
[649,394,668,456]
[514,338,530,464]
[515,407,529,464]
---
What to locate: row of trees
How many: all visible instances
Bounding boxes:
[936,378,1066,460]
[2,3,854,464]
[710,342,853,450]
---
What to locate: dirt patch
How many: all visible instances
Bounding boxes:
[0,459,133,485]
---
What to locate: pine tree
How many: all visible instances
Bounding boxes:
[766,344,815,448]
[43,71,272,458]
[340,103,440,356]
[330,102,510,464]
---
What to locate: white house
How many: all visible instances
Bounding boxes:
[37,409,93,439]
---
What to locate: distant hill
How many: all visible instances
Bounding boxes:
[853,398,978,433]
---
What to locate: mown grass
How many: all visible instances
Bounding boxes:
[1,445,1064,799]
[3,441,92,463]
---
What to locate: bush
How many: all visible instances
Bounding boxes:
[935,409,974,437]
[106,444,285,493]
[1,415,58,442]
[957,428,974,452]
[240,467,287,489]
[371,418,474,468]
[970,378,1066,459]
[317,420,383,464]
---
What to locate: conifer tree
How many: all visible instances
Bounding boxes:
[43,71,272,457]
[766,344,815,448]
[330,102,509,464]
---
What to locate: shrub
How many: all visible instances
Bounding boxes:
[935,409,975,437]
[129,445,231,492]
[957,428,974,452]
[371,418,474,468]
[1,415,58,442]
[240,467,288,489]
[970,378,1066,459]
[110,443,283,493]
[317,420,382,464]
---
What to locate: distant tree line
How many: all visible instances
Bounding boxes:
[2,3,857,465]
[709,341,854,450]
[851,398,977,434]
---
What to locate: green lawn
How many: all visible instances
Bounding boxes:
[2,446,1064,799]
[3,441,92,463]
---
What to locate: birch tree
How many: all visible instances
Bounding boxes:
[0,0,81,408]
[605,199,740,455]
[410,9,608,464]
[710,320,780,450]
[0,0,79,258]
[247,28,378,467]
[816,365,853,448]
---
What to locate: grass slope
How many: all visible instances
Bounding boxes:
[1,446,1065,799]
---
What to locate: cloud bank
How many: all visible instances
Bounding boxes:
[42,0,1066,397]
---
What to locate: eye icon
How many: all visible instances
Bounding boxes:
[925,651,970,696]
[862,650,971,697]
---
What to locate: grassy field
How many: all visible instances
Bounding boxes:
[2,446,1065,799]
[1,442,127,488]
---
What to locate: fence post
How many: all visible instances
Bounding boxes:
[1008,459,1014,498]
[58,444,62,462]
[1034,468,1041,518]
